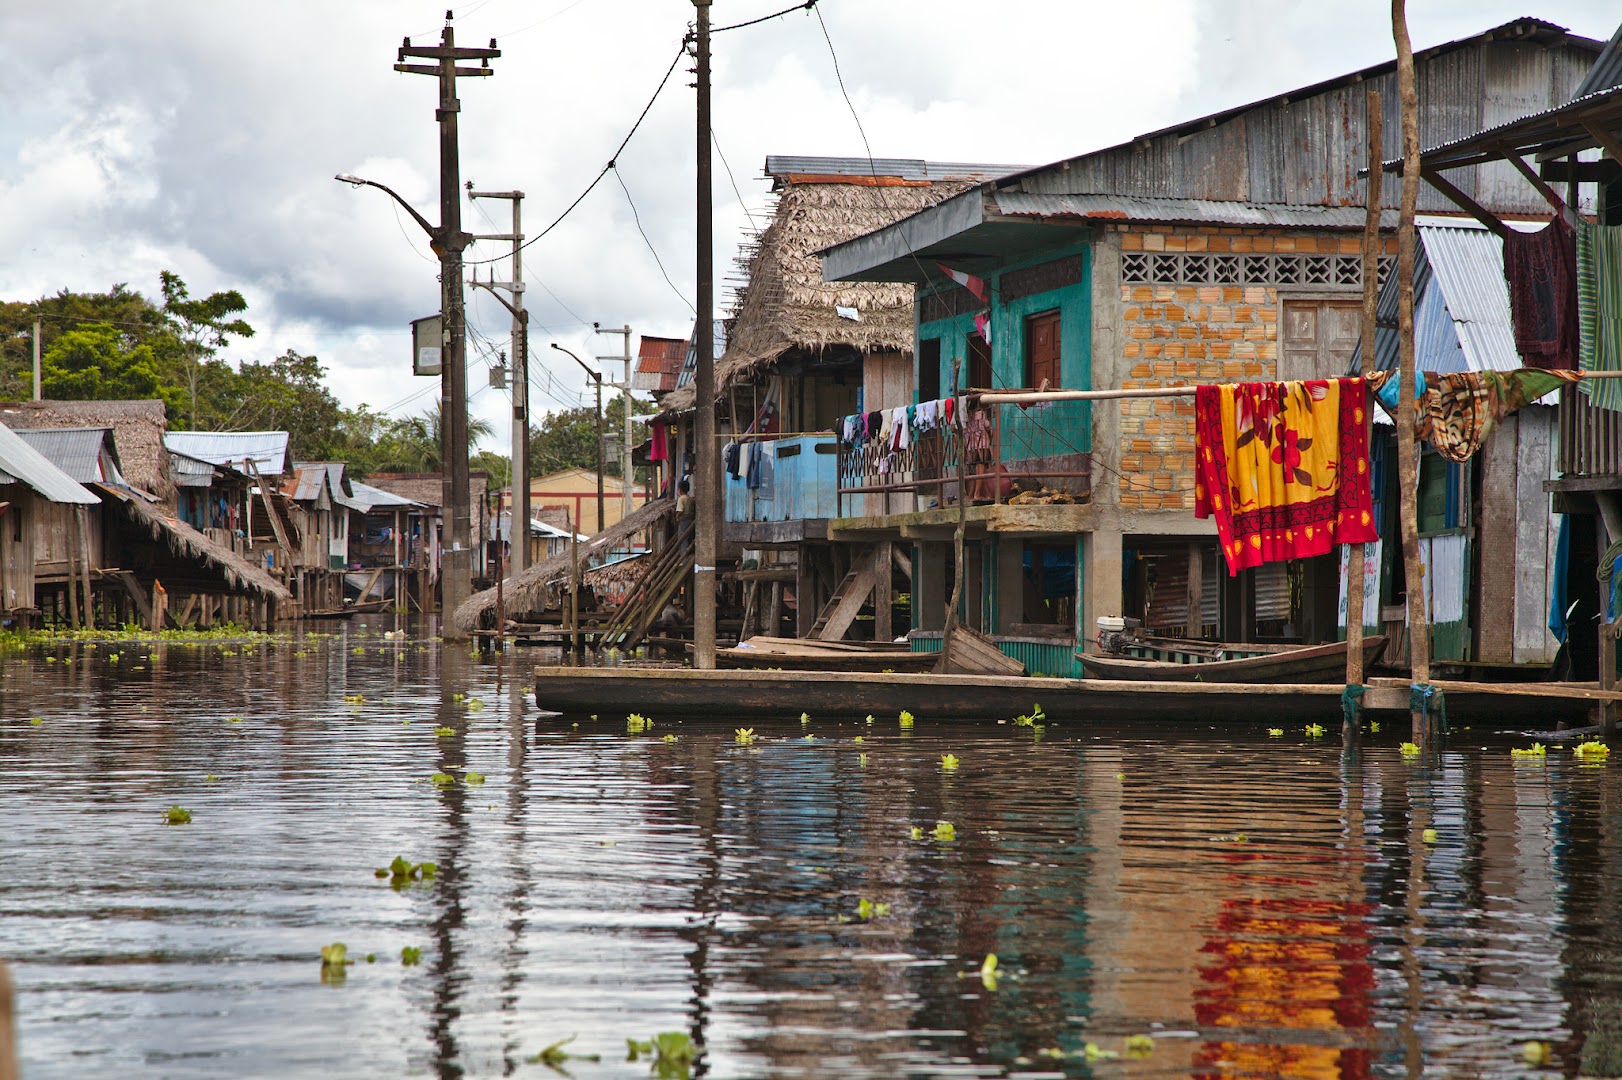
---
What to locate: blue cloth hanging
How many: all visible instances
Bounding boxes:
[1549,514,1570,644]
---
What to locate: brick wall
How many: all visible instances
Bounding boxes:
[1112,224,1396,511]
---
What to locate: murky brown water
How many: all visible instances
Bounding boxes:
[1,622,1620,1078]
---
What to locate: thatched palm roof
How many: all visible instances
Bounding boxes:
[660,176,977,415]
[449,497,673,634]
[99,484,293,601]
[0,399,172,498]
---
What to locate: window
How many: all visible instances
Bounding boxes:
[966,333,992,391]
[919,337,941,401]
[1025,309,1061,391]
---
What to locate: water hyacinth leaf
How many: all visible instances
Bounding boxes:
[859,753,868,766]
[434,726,455,737]
[429,772,456,786]
[940,753,959,771]
[733,728,755,745]
[800,712,810,725]
[932,821,956,842]
[401,946,422,966]
[320,942,348,968]
[1305,723,1326,737]
[898,710,914,729]
[980,953,998,991]
[1267,728,1284,737]
[663,734,678,743]
[910,826,923,840]
[1400,742,1421,756]
[464,772,485,785]
[1124,1034,1155,1058]
[1575,741,1611,759]
[164,805,193,825]
[1422,828,1438,844]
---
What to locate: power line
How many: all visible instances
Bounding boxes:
[713,0,818,34]
[712,126,759,231]
[613,168,696,314]
[466,41,688,266]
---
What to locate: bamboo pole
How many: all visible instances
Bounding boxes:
[1393,0,1432,742]
[941,358,969,669]
[569,524,581,663]
[1346,89,1383,711]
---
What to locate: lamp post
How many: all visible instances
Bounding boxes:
[336,171,474,633]
[551,344,606,535]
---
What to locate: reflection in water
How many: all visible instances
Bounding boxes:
[0,623,1619,1078]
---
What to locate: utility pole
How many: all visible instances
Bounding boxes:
[692,0,718,669]
[469,188,528,578]
[550,343,606,532]
[395,12,498,639]
[595,324,636,523]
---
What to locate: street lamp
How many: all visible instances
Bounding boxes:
[336,171,475,633]
[551,343,606,535]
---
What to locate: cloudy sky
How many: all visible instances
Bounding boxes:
[3,0,1617,446]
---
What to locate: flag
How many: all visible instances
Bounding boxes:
[936,262,988,303]
[974,311,992,344]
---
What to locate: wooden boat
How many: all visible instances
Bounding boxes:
[716,636,936,673]
[531,664,1618,725]
[1078,635,1387,684]
[302,598,391,620]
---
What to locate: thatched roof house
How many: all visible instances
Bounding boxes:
[659,156,1019,415]
[0,399,171,498]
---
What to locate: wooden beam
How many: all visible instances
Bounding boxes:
[1581,120,1622,169]
[1419,168,1510,238]
[1501,147,1575,223]
[0,960,15,1080]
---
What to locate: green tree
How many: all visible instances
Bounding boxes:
[470,450,511,490]
[159,270,253,429]
[226,349,347,459]
[0,284,171,402]
[527,390,654,481]
[41,323,187,416]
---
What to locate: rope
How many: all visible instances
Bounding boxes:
[1410,683,1447,732]
[1340,684,1366,728]
[1598,540,1622,619]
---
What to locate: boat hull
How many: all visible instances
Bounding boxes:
[1078,636,1387,683]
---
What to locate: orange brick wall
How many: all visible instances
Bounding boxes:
[1111,224,1396,512]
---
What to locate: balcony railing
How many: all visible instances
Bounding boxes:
[836,397,1091,517]
[1558,384,1622,477]
[723,434,844,525]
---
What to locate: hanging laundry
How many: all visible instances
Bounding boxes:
[1367,368,1580,462]
[648,421,669,461]
[746,441,764,490]
[1195,378,1378,576]
[723,440,741,478]
[891,406,910,452]
[1502,216,1579,370]
[943,397,957,426]
[1576,219,1622,412]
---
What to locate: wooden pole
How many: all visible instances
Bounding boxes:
[570,525,581,663]
[942,360,969,668]
[78,506,94,629]
[691,0,719,670]
[1346,89,1382,707]
[65,508,80,631]
[1393,0,1432,742]
[0,959,15,1080]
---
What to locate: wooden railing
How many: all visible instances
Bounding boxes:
[1559,384,1622,477]
[836,397,1091,517]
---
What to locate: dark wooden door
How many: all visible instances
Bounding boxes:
[1025,309,1061,390]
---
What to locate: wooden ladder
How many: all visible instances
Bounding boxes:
[808,545,883,641]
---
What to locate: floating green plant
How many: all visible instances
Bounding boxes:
[979,953,998,991]
[1422,828,1438,844]
[663,733,678,743]
[466,697,484,712]
[429,772,457,786]
[864,714,875,725]
[29,718,42,726]
[852,735,864,744]
[1083,1042,1119,1061]
[1305,723,1326,737]
[343,694,365,705]
[932,821,956,842]
[898,710,914,729]
[1267,728,1284,737]
[627,713,652,733]
[800,711,811,725]
[857,898,891,920]
[320,942,348,969]
[164,805,192,825]
[910,826,923,840]
[528,1035,600,1068]
[465,771,486,785]
[1370,721,1381,733]
[734,728,756,745]
[1124,1034,1155,1059]
[228,716,243,724]
[377,856,438,888]
[1400,742,1421,756]
[1523,1041,1553,1066]
[1512,742,1548,759]
[859,753,868,766]
[434,726,456,737]
[1014,704,1046,726]
[204,774,219,782]
[626,1032,694,1077]
[1575,740,1611,760]
[940,753,959,771]
[400,946,422,966]
[802,733,817,742]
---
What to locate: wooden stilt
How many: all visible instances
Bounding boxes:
[0,959,16,1080]
[1393,0,1433,743]
[1345,88,1383,741]
[65,509,81,631]
[77,506,93,629]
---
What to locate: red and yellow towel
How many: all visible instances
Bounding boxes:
[1195,378,1378,575]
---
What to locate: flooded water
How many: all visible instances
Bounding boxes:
[1,623,1620,1078]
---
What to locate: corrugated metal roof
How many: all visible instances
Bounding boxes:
[1411,83,1622,167]
[347,480,422,511]
[1573,20,1622,98]
[12,427,123,485]
[0,422,100,504]
[992,191,1403,228]
[764,156,1025,183]
[167,450,218,488]
[289,463,329,502]
[1419,226,1521,372]
[163,431,289,475]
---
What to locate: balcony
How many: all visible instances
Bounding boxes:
[835,397,1091,518]
[722,434,844,543]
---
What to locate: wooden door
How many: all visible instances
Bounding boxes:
[1280,300,1360,382]
[966,333,992,392]
[1025,309,1061,390]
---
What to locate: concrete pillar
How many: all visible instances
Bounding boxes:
[916,541,948,632]
[1082,530,1124,653]
[996,536,1024,634]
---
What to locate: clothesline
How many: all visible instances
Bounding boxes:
[978,368,1622,406]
